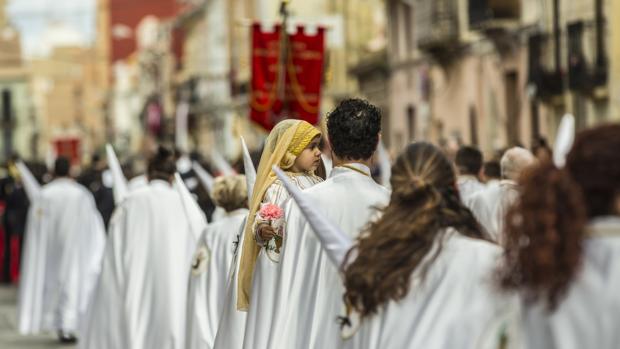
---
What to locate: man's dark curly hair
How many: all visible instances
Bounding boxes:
[455,146,483,175]
[327,98,381,160]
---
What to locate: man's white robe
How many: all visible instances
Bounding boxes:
[467,180,519,244]
[17,178,106,335]
[242,173,322,349]
[521,217,620,349]
[127,174,148,192]
[485,178,500,190]
[80,180,198,349]
[186,208,248,349]
[344,231,514,349]
[457,175,485,205]
[267,164,390,349]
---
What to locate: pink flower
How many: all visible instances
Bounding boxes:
[259,203,284,220]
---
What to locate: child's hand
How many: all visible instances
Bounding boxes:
[258,223,276,241]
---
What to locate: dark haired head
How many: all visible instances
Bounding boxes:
[327,98,381,161]
[54,157,71,178]
[9,153,20,163]
[499,124,620,310]
[531,136,553,162]
[483,161,501,181]
[147,146,176,182]
[343,142,487,318]
[455,146,483,176]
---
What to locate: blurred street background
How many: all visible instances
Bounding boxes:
[0,0,618,164]
[0,286,76,348]
[1,0,620,344]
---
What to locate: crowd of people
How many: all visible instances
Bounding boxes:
[0,97,618,349]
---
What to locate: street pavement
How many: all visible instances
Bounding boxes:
[0,286,76,349]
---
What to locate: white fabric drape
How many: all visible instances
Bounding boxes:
[18,178,106,335]
[241,173,322,349]
[80,180,198,349]
[186,209,248,349]
[267,164,390,349]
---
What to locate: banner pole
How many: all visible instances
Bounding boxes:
[276,0,291,121]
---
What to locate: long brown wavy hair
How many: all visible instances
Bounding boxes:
[342,142,488,318]
[497,124,620,310]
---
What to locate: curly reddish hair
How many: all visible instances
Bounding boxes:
[498,124,620,310]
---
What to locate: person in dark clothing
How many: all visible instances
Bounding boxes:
[3,184,29,283]
[1,157,31,283]
[78,153,115,230]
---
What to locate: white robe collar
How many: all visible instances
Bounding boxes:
[50,177,74,185]
[486,179,500,186]
[587,216,620,237]
[149,179,172,189]
[330,162,371,178]
[458,174,480,183]
[499,179,517,189]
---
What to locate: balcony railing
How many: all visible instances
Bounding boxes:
[567,20,608,93]
[528,33,564,100]
[469,0,520,29]
[415,0,460,51]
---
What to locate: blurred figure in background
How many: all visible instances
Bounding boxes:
[468,147,536,244]
[79,153,115,229]
[455,146,485,204]
[498,125,620,349]
[18,157,106,343]
[82,146,199,349]
[481,160,501,187]
[1,156,29,283]
[186,174,248,349]
[531,136,553,163]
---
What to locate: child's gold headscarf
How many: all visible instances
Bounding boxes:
[237,119,320,310]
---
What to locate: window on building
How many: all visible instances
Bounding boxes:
[407,105,416,141]
[403,2,414,55]
[504,71,520,145]
[388,0,400,59]
[2,89,13,160]
[469,106,479,146]
[1,89,10,124]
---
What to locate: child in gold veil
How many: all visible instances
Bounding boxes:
[236,119,322,347]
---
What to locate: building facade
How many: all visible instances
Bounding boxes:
[29,43,107,163]
[98,0,185,155]
[386,0,618,156]
[171,0,387,159]
[0,0,32,162]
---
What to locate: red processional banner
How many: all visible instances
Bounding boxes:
[53,138,81,164]
[250,23,326,130]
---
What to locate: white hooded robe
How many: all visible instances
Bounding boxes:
[17,178,106,335]
[80,180,199,349]
[186,208,248,349]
